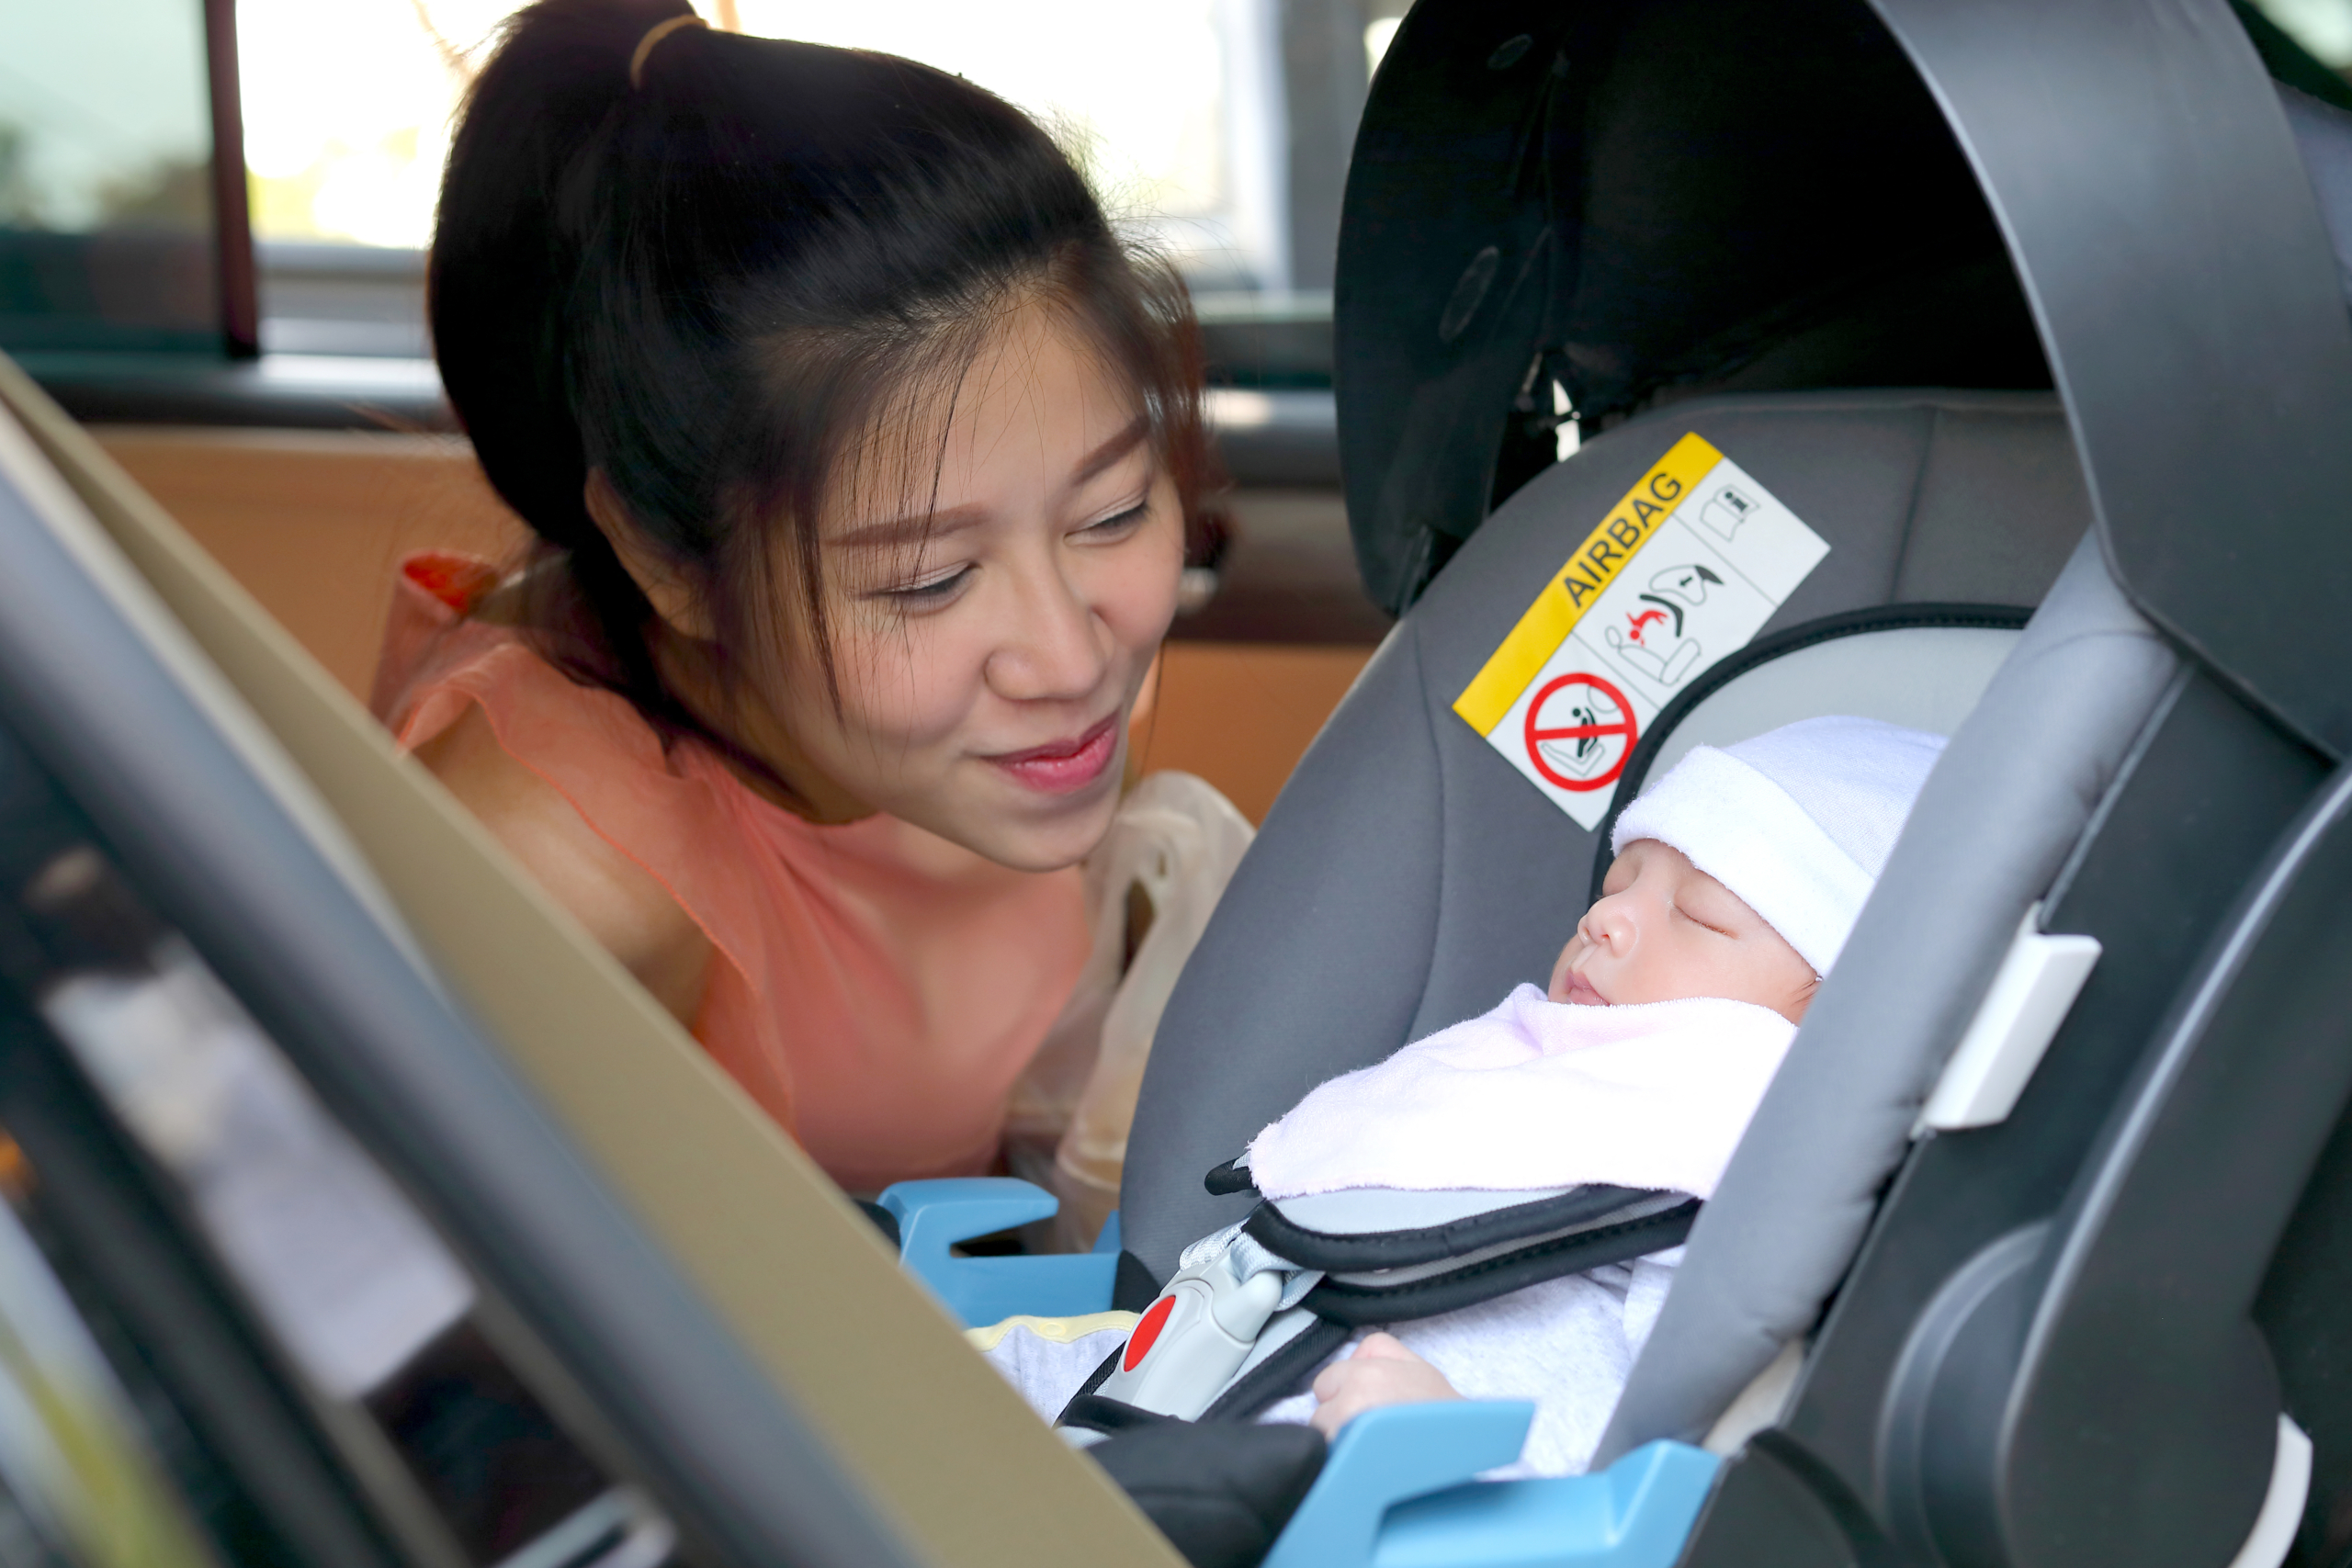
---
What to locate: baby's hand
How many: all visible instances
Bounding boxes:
[1308,1332,1462,1438]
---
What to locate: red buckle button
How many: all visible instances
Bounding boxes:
[1124,1294,1176,1371]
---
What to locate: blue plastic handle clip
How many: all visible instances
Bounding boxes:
[1262,1400,1724,1568]
[876,1178,1120,1328]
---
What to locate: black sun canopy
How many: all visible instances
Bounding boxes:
[1339,0,2352,759]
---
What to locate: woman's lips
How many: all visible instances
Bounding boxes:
[987,714,1120,795]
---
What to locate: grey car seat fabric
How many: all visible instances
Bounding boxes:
[1125,388,2094,1281]
[1591,533,2179,1461]
[2282,85,2352,312]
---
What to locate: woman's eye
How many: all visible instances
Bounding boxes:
[883,565,972,604]
[1079,500,1149,537]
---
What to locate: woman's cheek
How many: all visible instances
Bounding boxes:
[1099,510,1186,662]
[828,616,986,771]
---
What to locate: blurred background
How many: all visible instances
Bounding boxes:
[0,0,1476,827]
[0,0,1422,368]
[3,0,2345,384]
[0,0,2347,822]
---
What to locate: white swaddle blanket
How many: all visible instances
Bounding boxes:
[1246,984,1796,1201]
[980,986,1797,1476]
[1238,986,1794,1474]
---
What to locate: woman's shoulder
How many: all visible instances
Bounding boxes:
[375,551,679,769]
[369,550,509,723]
[413,701,713,1021]
[378,551,716,1020]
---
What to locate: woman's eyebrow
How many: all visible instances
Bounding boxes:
[831,503,988,552]
[1073,414,1150,484]
[832,416,1151,550]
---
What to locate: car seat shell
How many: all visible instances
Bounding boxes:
[1130,0,2352,1562]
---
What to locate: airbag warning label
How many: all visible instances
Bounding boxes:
[1453,433,1829,828]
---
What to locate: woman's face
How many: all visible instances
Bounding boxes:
[773,300,1185,872]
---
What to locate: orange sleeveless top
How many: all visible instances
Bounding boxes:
[371,553,1090,1193]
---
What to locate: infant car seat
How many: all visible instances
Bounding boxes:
[1120,2,2352,1565]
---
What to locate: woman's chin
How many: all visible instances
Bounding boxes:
[934,775,1124,874]
[1032,792,1127,869]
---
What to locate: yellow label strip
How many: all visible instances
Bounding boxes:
[1453,432,1724,736]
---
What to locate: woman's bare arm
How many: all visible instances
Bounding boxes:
[413,704,715,1026]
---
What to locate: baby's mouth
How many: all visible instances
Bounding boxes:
[1560,969,1610,1007]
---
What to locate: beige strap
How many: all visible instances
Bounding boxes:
[628,14,707,89]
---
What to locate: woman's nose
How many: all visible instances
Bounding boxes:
[987,562,1112,703]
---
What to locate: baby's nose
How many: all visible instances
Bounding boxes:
[1581,902,1627,949]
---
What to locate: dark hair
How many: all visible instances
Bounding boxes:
[430,0,1216,777]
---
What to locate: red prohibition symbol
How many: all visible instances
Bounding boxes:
[1524,671,1638,792]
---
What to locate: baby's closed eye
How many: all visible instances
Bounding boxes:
[1673,888,1746,935]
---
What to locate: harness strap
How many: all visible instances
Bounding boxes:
[1070,1164,1701,1427]
[1244,1183,1686,1272]
[1202,1314,1351,1423]
[1299,1198,1698,1326]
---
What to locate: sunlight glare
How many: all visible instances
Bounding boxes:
[238,0,1231,248]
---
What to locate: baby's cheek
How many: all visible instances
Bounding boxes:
[1546,935,1585,1001]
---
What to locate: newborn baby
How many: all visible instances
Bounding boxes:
[978,715,1945,1475]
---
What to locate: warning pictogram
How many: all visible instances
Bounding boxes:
[1453,432,1830,829]
[1524,672,1637,792]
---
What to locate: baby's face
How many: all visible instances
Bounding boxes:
[1548,839,1818,1023]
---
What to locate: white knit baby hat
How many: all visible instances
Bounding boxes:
[1610,715,1947,976]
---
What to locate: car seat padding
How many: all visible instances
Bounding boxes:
[1082,1167,1696,1431]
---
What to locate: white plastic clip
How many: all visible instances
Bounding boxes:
[2225,1416,2312,1568]
[1917,903,2099,1134]
[1096,1242,1292,1421]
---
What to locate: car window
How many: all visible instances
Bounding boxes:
[236,0,1377,377]
[2256,0,2352,68]
[0,0,222,354]
[242,0,1340,287]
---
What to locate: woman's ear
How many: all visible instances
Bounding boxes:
[584,469,716,640]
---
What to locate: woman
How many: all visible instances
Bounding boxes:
[373,0,1216,1194]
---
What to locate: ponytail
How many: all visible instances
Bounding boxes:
[432,0,696,732]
